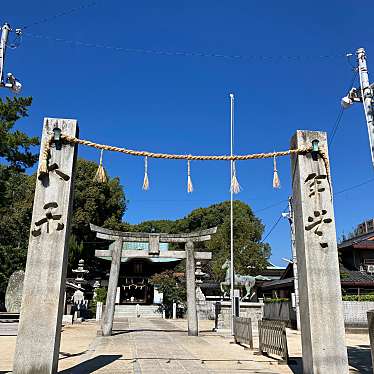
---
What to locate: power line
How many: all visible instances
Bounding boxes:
[261,206,287,243]
[23,32,350,63]
[328,70,358,146]
[22,2,98,30]
[334,177,374,196]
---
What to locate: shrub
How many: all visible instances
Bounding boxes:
[264,298,290,303]
[342,295,374,302]
[88,287,107,317]
[95,287,107,303]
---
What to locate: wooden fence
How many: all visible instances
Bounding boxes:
[233,316,253,349]
[258,319,288,363]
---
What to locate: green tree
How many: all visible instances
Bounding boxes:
[132,220,175,233]
[0,159,127,297]
[150,270,186,316]
[0,165,35,299]
[0,97,38,171]
[207,201,271,280]
[134,201,271,281]
[71,158,127,262]
[172,201,269,279]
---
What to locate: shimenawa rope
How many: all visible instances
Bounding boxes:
[37,133,319,190]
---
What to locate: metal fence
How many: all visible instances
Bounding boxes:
[233,316,253,349]
[258,319,288,363]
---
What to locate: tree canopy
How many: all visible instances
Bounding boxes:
[0,158,127,298]
[0,97,39,171]
[129,201,271,281]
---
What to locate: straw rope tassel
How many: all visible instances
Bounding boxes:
[187,159,193,193]
[272,155,281,189]
[142,156,149,190]
[230,161,241,194]
[94,149,107,183]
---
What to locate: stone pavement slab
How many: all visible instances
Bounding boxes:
[63,318,288,374]
[0,318,371,373]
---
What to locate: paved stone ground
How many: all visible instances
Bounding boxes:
[0,318,372,373]
[59,318,290,374]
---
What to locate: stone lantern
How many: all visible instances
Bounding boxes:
[195,261,206,302]
[72,259,89,304]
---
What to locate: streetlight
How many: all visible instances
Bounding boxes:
[4,73,22,94]
[281,258,293,264]
[0,23,22,93]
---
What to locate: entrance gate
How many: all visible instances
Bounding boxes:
[90,223,217,337]
[13,118,349,374]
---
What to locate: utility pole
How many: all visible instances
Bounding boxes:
[357,48,374,167]
[342,48,374,167]
[0,22,22,93]
[283,197,300,331]
[0,23,11,86]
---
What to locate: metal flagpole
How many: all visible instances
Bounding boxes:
[230,93,235,335]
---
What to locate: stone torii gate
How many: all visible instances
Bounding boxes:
[90,223,217,337]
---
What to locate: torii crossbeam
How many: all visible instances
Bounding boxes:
[90,223,217,336]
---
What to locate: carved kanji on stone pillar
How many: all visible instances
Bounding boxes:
[291,130,348,374]
[31,202,64,237]
[303,173,333,248]
[13,118,78,374]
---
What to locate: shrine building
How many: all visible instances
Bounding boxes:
[97,241,181,305]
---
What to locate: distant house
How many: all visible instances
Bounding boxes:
[259,218,374,298]
[259,262,294,299]
[339,218,374,295]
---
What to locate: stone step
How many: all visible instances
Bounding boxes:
[0,321,19,336]
[114,305,162,318]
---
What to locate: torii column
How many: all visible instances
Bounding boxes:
[101,238,123,336]
[290,130,348,374]
[90,224,216,337]
[186,240,198,336]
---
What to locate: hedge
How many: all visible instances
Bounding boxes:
[342,295,374,302]
[264,298,290,303]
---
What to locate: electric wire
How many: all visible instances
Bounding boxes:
[23,32,350,63]
[261,207,288,243]
[21,1,98,30]
[328,70,358,146]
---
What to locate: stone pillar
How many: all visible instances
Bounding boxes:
[115,286,120,304]
[172,302,177,319]
[290,130,348,374]
[101,238,123,336]
[186,240,198,336]
[96,301,103,321]
[13,118,78,374]
[368,310,374,371]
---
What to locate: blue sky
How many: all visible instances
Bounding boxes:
[2,1,374,266]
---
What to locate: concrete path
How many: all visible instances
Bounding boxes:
[60,318,287,374]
